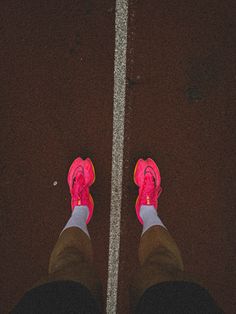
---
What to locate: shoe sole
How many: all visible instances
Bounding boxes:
[86,157,96,185]
[134,159,147,224]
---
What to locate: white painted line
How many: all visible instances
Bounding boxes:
[106,0,129,313]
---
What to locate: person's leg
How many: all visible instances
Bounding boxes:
[30,226,102,305]
[130,223,188,309]
[130,158,196,310]
[29,157,103,309]
[130,221,222,314]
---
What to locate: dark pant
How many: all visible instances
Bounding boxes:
[12,226,222,313]
[12,280,223,314]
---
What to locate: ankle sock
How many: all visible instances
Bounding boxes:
[60,205,90,238]
[140,205,167,236]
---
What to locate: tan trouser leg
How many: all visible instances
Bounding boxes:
[31,227,103,310]
[130,225,196,311]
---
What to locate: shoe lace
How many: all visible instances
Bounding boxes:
[141,173,162,202]
[141,174,155,198]
[72,174,88,202]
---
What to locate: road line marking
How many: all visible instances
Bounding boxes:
[106,0,129,313]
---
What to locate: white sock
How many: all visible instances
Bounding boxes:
[140,205,167,236]
[60,205,90,238]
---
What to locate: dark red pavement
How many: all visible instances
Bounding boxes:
[118,1,236,313]
[0,1,235,314]
[0,1,115,313]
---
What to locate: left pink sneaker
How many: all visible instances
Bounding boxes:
[67,157,95,224]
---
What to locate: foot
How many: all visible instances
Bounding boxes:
[67,157,95,224]
[134,158,162,224]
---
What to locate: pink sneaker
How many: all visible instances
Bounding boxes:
[67,157,95,224]
[134,158,162,224]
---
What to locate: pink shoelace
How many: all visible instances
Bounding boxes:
[140,173,162,205]
[71,174,89,205]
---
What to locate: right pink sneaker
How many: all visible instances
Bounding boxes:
[134,158,162,224]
